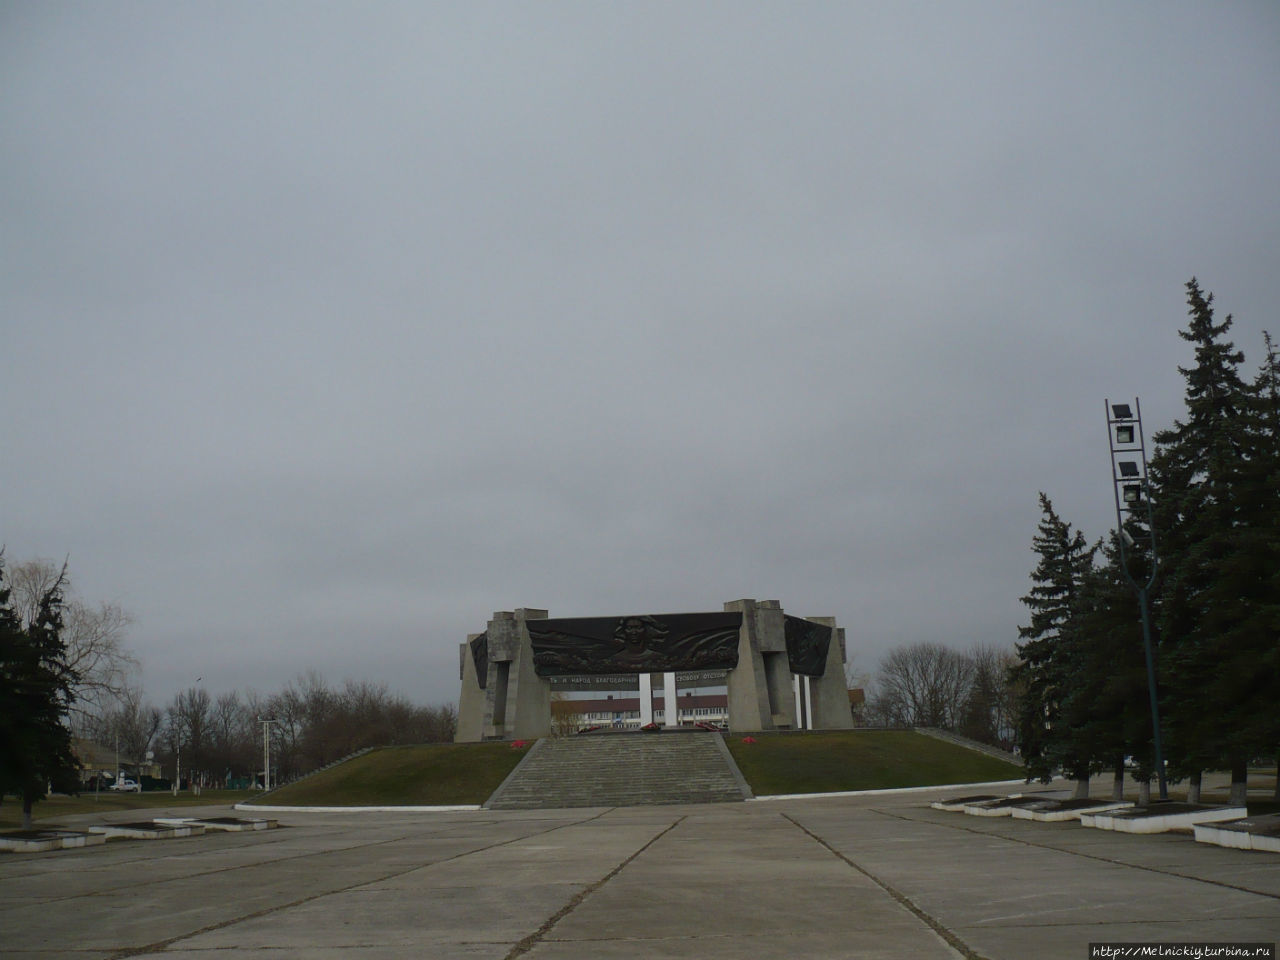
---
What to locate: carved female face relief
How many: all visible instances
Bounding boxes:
[621,618,648,649]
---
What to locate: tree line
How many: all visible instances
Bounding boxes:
[1,556,456,823]
[860,642,1020,750]
[111,672,456,789]
[1014,279,1279,803]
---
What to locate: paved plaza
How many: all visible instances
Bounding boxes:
[3,785,1278,959]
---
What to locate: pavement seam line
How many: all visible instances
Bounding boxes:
[100,810,615,959]
[873,806,1280,903]
[30,811,616,906]
[780,811,992,960]
[503,814,687,960]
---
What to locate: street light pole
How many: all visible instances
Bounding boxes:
[257,717,278,792]
[1106,398,1168,801]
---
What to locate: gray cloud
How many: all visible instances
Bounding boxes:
[3,2,1278,705]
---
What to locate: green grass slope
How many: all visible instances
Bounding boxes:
[724,730,1024,795]
[244,742,530,807]
[245,731,1022,807]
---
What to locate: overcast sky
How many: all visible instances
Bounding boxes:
[3,2,1278,709]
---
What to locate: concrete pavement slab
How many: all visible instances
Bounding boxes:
[3,794,1278,958]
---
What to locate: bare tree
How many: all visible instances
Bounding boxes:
[206,691,257,784]
[874,642,975,729]
[162,687,212,786]
[7,559,138,734]
[100,686,162,776]
[958,643,1019,747]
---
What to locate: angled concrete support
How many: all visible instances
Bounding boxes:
[455,608,552,742]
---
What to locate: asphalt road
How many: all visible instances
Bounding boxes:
[3,786,1278,959]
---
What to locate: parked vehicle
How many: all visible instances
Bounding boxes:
[109,777,141,792]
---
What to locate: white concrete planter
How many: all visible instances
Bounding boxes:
[0,830,107,852]
[88,822,207,839]
[1082,805,1246,834]
[155,817,277,832]
[1193,816,1280,853]
[1011,801,1132,822]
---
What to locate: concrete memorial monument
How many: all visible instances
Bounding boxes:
[455,599,852,741]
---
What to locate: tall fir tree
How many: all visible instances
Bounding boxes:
[1013,493,1097,787]
[1242,332,1280,793]
[1148,279,1268,805]
[1057,524,1158,799]
[0,556,81,829]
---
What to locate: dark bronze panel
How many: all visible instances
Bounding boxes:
[469,633,487,688]
[528,612,742,677]
[784,616,832,677]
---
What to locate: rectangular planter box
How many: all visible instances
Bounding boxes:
[931,794,1002,812]
[1082,804,1246,834]
[0,831,107,852]
[88,821,207,840]
[1193,814,1280,853]
[1011,800,1132,822]
[963,796,1044,817]
[154,817,278,832]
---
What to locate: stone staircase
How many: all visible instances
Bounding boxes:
[485,732,750,809]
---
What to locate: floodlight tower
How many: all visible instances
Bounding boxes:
[1106,399,1167,801]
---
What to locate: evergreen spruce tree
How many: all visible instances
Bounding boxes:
[1242,332,1280,795]
[0,556,80,830]
[1058,525,1158,800]
[1148,279,1264,805]
[1013,494,1097,789]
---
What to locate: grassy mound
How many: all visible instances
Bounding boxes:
[724,730,1024,795]
[245,742,529,807]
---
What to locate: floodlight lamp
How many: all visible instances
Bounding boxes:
[1115,425,1135,444]
[1111,403,1133,420]
[1118,461,1140,478]
[1123,484,1142,504]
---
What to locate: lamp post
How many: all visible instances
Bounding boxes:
[1106,399,1168,801]
[257,717,278,792]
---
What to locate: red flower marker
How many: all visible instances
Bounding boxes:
[510,740,528,749]
[741,736,757,744]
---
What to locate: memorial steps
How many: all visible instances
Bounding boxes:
[484,731,750,809]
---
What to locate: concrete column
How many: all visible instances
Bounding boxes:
[507,608,552,740]
[455,634,486,743]
[808,620,854,730]
[724,599,777,733]
[479,608,553,741]
[663,672,678,727]
[639,673,654,725]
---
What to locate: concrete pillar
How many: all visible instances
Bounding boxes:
[477,608,552,741]
[725,599,792,732]
[639,673,654,725]
[793,675,813,730]
[455,633,486,743]
[808,620,854,730]
[663,672,678,727]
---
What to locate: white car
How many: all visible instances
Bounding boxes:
[109,777,141,793]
